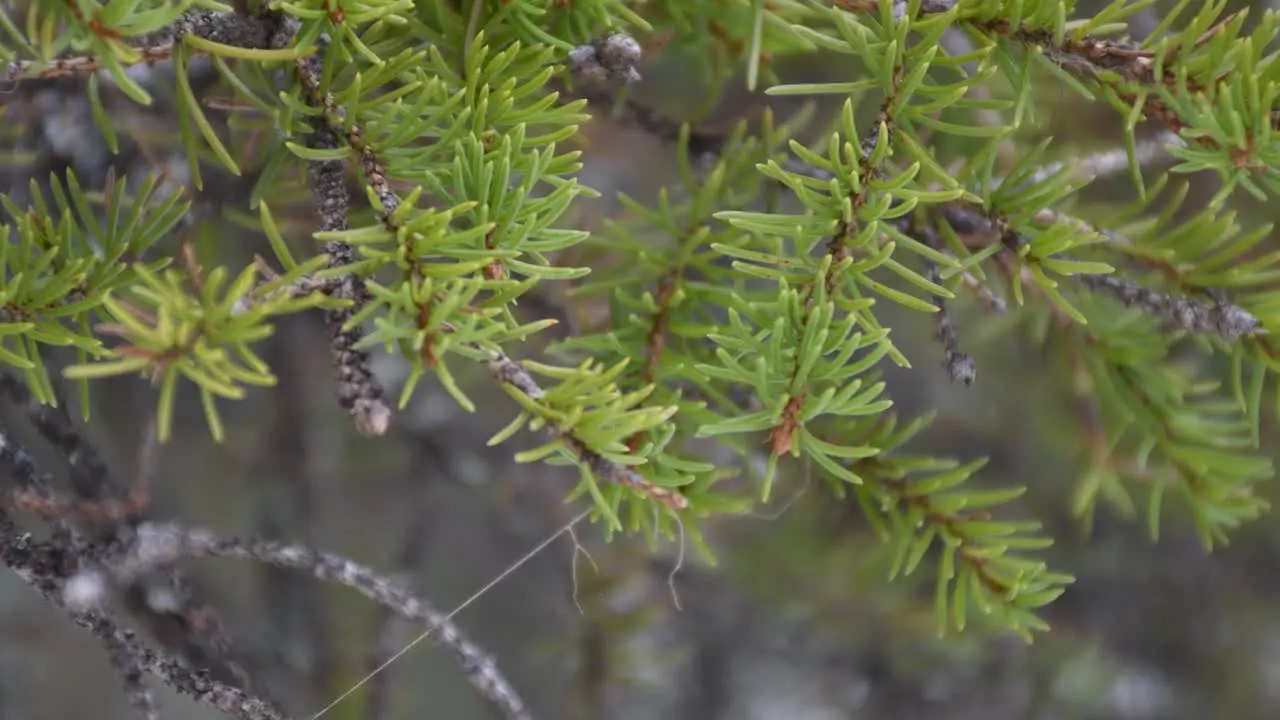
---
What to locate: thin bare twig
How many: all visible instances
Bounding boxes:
[0,430,279,719]
[0,516,287,720]
[0,373,256,693]
[68,521,532,720]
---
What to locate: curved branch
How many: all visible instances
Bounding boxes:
[70,521,533,720]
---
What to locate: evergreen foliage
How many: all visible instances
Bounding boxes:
[1,0,1278,648]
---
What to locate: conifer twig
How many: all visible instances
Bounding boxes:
[102,629,161,720]
[0,427,84,547]
[1,46,179,82]
[572,64,1262,351]
[120,18,687,512]
[911,222,977,384]
[938,203,1263,339]
[0,10,276,85]
[1074,273,1262,341]
[851,1,1276,142]
[0,374,117,508]
[485,349,690,510]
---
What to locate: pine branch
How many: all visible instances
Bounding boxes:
[992,20,1257,143]
[848,1,1276,147]
[0,9,277,83]
[0,0,1274,665]
[1,46,178,82]
[487,349,690,510]
[230,261,341,316]
[139,9,277,49]
[564,52,1237,354]
[281,22,685,508]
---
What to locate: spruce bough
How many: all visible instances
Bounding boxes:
[0,0,1278,714]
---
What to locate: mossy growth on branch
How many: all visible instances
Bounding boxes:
[1,0,1278,644]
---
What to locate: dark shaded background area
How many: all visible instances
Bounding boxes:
[2,1,1280,719]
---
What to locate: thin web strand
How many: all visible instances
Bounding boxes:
[308,507,593,720]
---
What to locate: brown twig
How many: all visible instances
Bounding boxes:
[912,221,977,384]
[486,349,689,510]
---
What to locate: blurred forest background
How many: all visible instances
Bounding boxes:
[3,1,1280,718]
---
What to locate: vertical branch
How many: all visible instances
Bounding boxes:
[0,376,116,507]
[916,222,977,385]
[268,18,390,438]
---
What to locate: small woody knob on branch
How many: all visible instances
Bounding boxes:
[567,32,643,84]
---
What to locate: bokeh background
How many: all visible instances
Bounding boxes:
[2,1,1280,719]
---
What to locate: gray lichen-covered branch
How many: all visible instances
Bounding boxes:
[64,521,531,720]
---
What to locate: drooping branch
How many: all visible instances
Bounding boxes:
[268,17,392,437]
